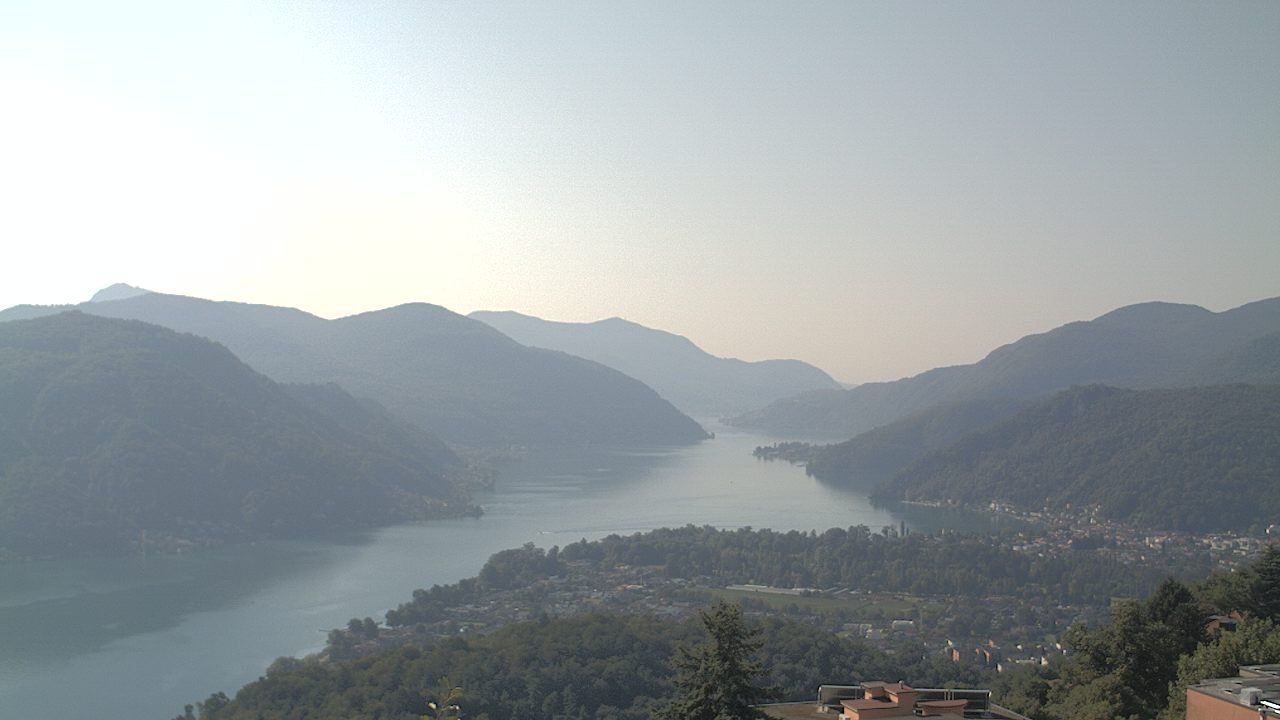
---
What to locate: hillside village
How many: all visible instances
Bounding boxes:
[327,524,1261,675]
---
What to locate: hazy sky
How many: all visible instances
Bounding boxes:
[2,1,1277,383]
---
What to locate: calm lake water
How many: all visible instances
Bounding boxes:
[0,428,1009,720]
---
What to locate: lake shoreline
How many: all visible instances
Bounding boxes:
[0,430,998,720]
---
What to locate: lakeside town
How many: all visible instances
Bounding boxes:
[754,441,1270,571]
[967,501,1269,571]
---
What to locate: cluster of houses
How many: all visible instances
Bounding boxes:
[944,639,1068,674]
[841,619,916,642]
[986,501,1268,570]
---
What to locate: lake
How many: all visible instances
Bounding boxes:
[0,428,1010,719]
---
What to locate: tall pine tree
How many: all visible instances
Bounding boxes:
[1256,544,1280,622]
[658,601,773,720]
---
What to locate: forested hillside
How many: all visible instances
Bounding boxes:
[804,397,1026,488]
[0,312,472,556]
[1185,331,1280,386]
[875,384,1280,532]
[385,525,1199,631]
[0,292,710,447]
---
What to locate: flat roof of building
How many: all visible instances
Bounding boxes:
[1188,669,1280,717]
[757,700,1032,720]
[842,698,899,711]
[755,701,828,719]
[760,703,916,720]
[920,699,970,709]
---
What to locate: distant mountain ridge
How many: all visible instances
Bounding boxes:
[0,291,709,447]
[470,310,841,417]
[729,297,1280,438]
[0,312,473,556]
[869,384,1280,533]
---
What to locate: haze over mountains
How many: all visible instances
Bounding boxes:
[731,297,1280,439]
[0,288,709,448]
[7,286,1280,541]
[0,312,472,556]
[470,310,841,417]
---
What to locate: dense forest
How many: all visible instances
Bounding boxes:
[0,291,710,447]
[873,384,1280,532]
[0,312,473,556]
[183,612,987,720]
[382,525,1201,633]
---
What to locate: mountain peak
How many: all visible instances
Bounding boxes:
[471,310,840,415]
[89,283,150,303]
[1091,301,1211,329]
[729,294,1280,438]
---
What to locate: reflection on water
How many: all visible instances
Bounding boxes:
[0,539,356,666]
[0,429,1007,719]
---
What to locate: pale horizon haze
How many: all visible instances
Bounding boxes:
[2,1,1277,383]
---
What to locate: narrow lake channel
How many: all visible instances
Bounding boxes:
[0,428,1012,719]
